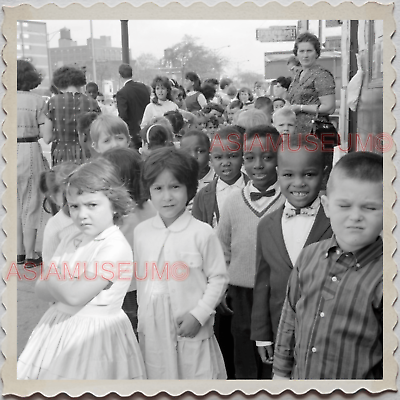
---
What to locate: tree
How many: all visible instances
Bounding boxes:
[134,53,161,85]
[234,71,265,89]
[162,35,227,82]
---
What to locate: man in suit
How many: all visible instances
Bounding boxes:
[251,134,333,375]
[116,63,150,149]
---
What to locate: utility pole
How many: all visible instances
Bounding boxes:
[121,20,130,64]
[90,20,97,83]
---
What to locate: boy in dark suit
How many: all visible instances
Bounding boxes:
[116,63,150,149]
[251,134,332,368]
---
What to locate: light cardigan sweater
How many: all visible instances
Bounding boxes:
[217,182,285,288]
[133,210,228,341]
[140,100,178,128]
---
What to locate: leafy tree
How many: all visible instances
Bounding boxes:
[234,71,265,89]
[133,53,161,85]
[162,35,226,82]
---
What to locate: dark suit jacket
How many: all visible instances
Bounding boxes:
[116,80,150,146]
[192,174,250,227]
[251,205,332,343]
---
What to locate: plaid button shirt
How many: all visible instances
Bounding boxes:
[273,236,383,379]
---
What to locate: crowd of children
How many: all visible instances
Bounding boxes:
[17,67,383,381]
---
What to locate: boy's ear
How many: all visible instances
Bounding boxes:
[321,195,330,218]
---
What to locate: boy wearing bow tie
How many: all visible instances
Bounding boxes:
[251,134,332,371]
[217,125,285,379]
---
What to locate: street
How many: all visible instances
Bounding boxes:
[17,262,49,358]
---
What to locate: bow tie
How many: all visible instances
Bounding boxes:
[250,189,276,202]
[284,206,317,218]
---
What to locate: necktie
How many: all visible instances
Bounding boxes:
[250,189,276,202]
[284,206,317,218]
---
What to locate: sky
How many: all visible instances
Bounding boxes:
[41,20,304,76]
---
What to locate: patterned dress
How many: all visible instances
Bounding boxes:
[44,92,100,165]
[17,91,49,230]
[287,63,336,134]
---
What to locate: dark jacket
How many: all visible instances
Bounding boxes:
[116,80,150,146]
[192,174,250,227]
[251,205,332,343]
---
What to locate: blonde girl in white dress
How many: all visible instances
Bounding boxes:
[17,159,146,380]
[134,147,228,379]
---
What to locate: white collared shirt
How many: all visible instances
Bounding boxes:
[216,174,246,214]
[281,198,320,265]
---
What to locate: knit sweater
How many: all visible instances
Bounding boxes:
[140,100,178,128]
[217,183,285,288]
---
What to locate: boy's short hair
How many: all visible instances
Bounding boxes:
[279,133,324,168]
[182,129,211,151]
[204,78,219,86]
[275,76,292,90]
[220,78,232,90]
[118,63,133,79]
[272,106,296,123]
[163,110,184,134]
[237,109,270,131]
[327,151,383,194]
[90,114,130,143]
[201,84,216,102]
[86,82,98,92]
[244,124,280,150]
[254,96,273,113]
[213,126,243,151]
[142,147,199,204]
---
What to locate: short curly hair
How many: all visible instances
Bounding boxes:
[66,159,133,225]
[293,32,321,58]
[53,66,86,90]
[17,59,42,91]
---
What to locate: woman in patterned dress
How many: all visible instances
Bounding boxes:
[287,32,336,135]
[42,66,101,165]
[17,60,51,266]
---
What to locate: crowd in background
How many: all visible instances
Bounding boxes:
[16,32,382,382]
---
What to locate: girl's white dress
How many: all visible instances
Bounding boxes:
[17,225,146,380]
[134,211,228,379]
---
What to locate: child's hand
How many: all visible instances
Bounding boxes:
[257,344,274,364]
[216,295,234,316]
[177,313,201,338]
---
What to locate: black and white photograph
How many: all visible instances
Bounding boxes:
[0,1,397,398]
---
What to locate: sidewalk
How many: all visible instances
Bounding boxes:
[17,263,49,358]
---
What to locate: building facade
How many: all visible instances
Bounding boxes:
[17,20,51,92]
